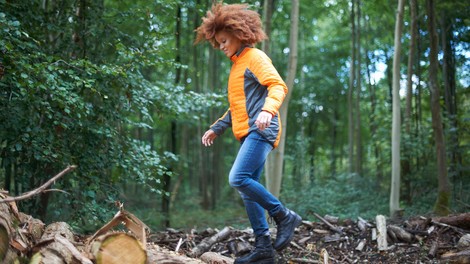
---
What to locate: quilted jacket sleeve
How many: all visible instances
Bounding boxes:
[249,50,288,116]
[210,109,232,135]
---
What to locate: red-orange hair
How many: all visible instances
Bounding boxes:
[195,2,267,47]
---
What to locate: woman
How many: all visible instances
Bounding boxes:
[196,2,302,263]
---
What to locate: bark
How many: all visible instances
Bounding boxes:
[190,226,232,258]
[390,0,405,219]
[433,212,470,230]
[403,0,418,203]
[0,199,16,262]
[376,215,388,251]
[354,0,363,175]
[261,0,274,55]
[440,249,470,264]
[426,0,451,216]
[200,252,234,263]
[30,222,80,264]
[440,12,460,181]
[388,225,414,243]
[348,0,356,174]
[265,0,299,197]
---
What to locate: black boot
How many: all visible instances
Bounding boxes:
[234,235,275,264]
[272,208,302,251]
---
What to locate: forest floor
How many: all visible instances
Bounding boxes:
[147,213,469,264]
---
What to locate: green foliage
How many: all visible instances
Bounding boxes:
[0,0,468,233]
[0,1,220,231]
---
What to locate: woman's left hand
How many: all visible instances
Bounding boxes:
[255,111,273,131]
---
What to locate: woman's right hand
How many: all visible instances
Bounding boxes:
[202,129,217,147]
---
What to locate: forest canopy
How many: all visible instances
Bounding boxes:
[0,0,469,233]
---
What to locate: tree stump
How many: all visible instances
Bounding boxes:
[90,233,147,264]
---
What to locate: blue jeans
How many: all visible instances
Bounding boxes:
[229,131,283,237]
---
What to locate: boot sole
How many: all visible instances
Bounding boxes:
[252,257,275,264]
[235,257,275,264]
[274,214,302,251]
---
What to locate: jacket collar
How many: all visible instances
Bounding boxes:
[230,45,253,63]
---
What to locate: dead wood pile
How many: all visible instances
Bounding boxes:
[150,212,470,264]
[1,165,469,263]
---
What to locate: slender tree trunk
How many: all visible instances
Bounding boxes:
[365,19,382,185]
[348,0,356,175]
[162,5,184,228]
[330,106,339,178]
[403,0,418,204]
[390,0,405,219]
[262,0,274,55]
[441,12,460,183]
[354,0,363,176]
[265,0,299,197]
[426,0,451,216]
[414,4,423,169]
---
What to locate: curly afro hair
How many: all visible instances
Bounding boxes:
[195,2,267,47]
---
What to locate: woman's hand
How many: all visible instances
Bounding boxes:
[255,111,273,131]
[202,129,218,147]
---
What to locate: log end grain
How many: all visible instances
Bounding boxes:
[92,233,147,264]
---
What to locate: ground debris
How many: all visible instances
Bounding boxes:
[150,213,469,264]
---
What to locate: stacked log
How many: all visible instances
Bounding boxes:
[0,193,22,264]
[90,233,147,264]
[30,222,85,264]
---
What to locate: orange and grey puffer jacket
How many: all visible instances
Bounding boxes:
[210,46,288,148]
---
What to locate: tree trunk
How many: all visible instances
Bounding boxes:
[426,0,451,216]
[265,0,299,197]
[402,0,418,204]
[348,0,356,175]
[261,0,274,56]
[390,0,405,219]
[354,0,363,176]
[440,11,460,182]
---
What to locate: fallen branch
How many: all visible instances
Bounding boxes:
[314,213,343,234]
[0,165,77,203]
[190,226,232,258]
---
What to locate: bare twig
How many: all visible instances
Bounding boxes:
[0,165,77,203]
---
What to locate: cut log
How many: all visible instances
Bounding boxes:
[440,249,470,264]
[458,234,470,249]
[30,222,83,264]
[88,202,150,250]
[388,225,414,243]
[428,240,438,258]
[200,252,234,264]
[90,232,146,264]
[433,213,470,230]
[19,212,45,242]
[357,217,372,232]
[0,193,20,263]
[355,239,366,251]
[0,214,10,262]
[376,215,388,251]
[147,244,204,264]
[190,227,232,258]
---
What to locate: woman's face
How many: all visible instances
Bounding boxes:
[215,31,242,58]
